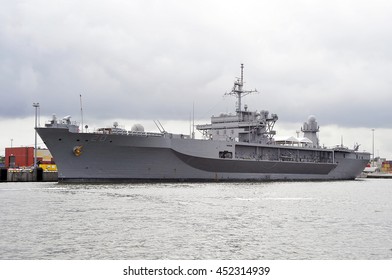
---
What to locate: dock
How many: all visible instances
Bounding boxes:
[365,172,392,179]
[0,168,58,182]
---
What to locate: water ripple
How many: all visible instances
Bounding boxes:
[1,179,392,259]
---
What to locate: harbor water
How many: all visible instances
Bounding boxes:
[1,179,391,260]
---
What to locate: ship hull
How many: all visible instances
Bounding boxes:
[36,128,370,183]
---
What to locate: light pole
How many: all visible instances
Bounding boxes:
[33,103,40,169]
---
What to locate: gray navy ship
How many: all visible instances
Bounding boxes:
[36,65,370,182]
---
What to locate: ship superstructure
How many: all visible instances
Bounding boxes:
[36,65,370,182]
[197,64,278,145]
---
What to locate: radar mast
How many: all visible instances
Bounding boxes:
[225,64,258,113]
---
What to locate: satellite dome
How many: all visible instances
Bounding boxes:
[308,115,317,123]
[131,124,145,132]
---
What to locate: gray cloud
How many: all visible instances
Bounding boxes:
[1,0,392,130]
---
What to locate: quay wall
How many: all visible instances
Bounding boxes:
[0,168,58,182]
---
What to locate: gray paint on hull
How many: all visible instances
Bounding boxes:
[37,128,370,182]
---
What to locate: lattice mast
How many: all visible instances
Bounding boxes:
[225,64,258,113]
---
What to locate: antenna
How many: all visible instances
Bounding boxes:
[153,120,166,133]
[192,102,195,139]
[80,94,84,133]
[225,64,258,113]
[154,120,162,132]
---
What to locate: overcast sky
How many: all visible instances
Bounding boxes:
[1,0,392,157]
